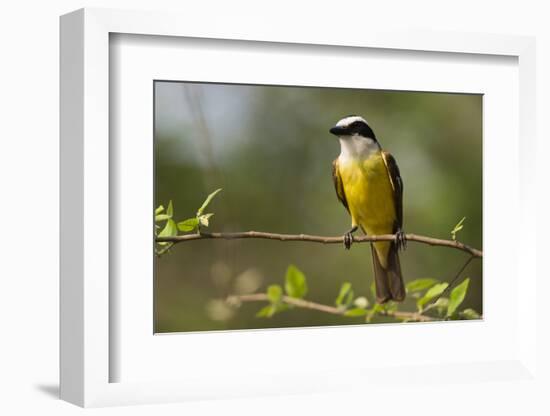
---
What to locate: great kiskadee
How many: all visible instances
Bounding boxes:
[330,115,406,303]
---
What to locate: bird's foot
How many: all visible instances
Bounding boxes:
[343,226,358,250]
[395,229,407,251]
[344,232,354,250]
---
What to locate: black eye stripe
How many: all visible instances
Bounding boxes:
[336,117,376,140]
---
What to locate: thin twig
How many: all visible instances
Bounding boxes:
[155,242,173,257]
[428,255,476,307]
[156,231,482,258]
[227,293,435,322]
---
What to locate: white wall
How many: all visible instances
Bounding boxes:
[1,1,548,414]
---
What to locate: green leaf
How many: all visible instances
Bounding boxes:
[158,218,177,238]
[451,216,466,241]
[459,308,481,320]
[156,217,177,251]
[274,303,290,313]
[167,200,174,217]
[256,305,274,318]
[198,213,214,227]
[267,284,283,304]
[381,301,398,313]
[417,282,449,311]
[344,308,368,317]
[406,278,439,293]
[284,264,308,298]
[155,205,165,215]
[256,302,289,318]
[335,282,352,307]
[447,278,470,317]
[433,297,449,316]
[197,188,222,216]
[155,214,171,222]
[177,217,199,232]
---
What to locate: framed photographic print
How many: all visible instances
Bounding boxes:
[60,8,540,409]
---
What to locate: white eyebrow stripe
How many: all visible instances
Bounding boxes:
[335,115,368,127]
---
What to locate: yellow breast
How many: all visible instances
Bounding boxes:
[338,152,396,236]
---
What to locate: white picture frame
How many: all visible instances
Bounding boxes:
[60,7,539,408]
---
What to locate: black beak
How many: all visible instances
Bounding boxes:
[329,126,347,136]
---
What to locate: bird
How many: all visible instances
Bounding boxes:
[329,115,406,303]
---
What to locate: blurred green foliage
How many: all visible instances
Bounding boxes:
[154,82,482,333]
[244,264,477,322]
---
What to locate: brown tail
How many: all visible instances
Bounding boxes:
[371,243,405,303]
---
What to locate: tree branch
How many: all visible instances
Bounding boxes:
[156,231,482,258]
[227,293,436,322]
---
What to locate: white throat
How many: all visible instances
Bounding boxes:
[338,135,380,161]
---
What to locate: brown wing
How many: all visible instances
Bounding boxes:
[332,158,349,213]
[381,151,403,231]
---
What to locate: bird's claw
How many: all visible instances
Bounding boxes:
[344,232,354,250]
[395,229,407,251]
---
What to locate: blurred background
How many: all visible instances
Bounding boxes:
[154,81,482,333]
